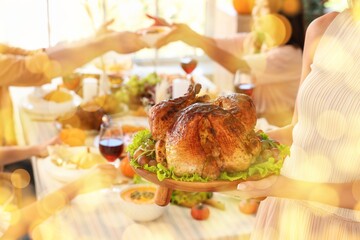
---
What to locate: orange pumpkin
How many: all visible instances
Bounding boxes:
[120,155,136,178]
[60,127,86,146]
[232,0,255,15]
[62,73,82,90]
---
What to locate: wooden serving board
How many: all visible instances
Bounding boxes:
[133,167,255,206]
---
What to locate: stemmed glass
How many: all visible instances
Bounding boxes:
[98,121,124,167]
[233,70,255,97]
[180,56,198,84]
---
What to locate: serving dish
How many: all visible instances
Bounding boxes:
[132,168,263,206]
[22,85,82,121]
[118,184,168,222]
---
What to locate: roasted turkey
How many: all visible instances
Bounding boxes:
[148,84,261,180]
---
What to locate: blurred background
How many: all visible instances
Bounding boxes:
[0,0,348,94]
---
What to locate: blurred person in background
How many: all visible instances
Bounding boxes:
[149,0,305,127]
[0,136,60,165]
[0,136,60,206]
[0,20,146,207]
[234,0,360,238]
[0,163,116,240]
[0,20,146,146]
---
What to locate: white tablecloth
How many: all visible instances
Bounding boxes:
[19,109,256,240]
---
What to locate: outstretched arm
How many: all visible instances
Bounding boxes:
[1,164,117,239]
[45,30,146,77]
[1,28,146,87]
[0,136,60,165]
[236,175,360,211]
[148,15,250,74]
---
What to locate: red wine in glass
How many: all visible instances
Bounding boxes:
[234,83,255,97]
[99,138,124,162]
[181,57,198,75]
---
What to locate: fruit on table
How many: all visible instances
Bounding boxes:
[69,147,106,169]
[238,198,260,214]
[191,203,210,220]
[232,0,254,15]
[120,155,136,178]
[43,88,72,103]
[60,127,86,146]
[93,94,120,114]
[62,73,82,90]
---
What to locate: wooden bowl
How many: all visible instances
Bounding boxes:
[133,167,258,206]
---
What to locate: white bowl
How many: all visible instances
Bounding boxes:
[118,184,167,222]
[138,26,171,48]
[22,84,82,120]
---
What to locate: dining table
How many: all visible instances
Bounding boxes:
[16,82,260,240]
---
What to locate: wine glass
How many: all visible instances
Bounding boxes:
[180,56,198,84]
[233,70,255,97]
[99,121,124,167]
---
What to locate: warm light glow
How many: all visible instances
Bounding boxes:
[77,192,105,213]
[316,110,347,141]
[278,207,309,237]
[252,227,279,238]
[354,202,360,221]
[0,185,13,205]
[11,169,30,189]
[282,0,301,16]
[333,143,359,175]
[352,2,360,21]
[352,181,360,202]
[254,13,292,48]
[122,224,154,240]
[8,209,21,227]
[302,154,332,181]
[38,191,68,216]
[308,185,339,211]
[30,220,57,240]
[317,37,355,73]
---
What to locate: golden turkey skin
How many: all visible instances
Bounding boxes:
[165,102,261,180]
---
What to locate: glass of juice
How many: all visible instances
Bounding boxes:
[180,56,198,84]
[99,122,124,165]
[233,70,255,97]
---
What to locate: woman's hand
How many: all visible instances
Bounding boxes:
[95,19,115,37]
[145,14,200,48]
[35,136,62,158]
[109,31,147,53]
[155,23,199,48]
[146,14,171,27]
[235,175,285,199]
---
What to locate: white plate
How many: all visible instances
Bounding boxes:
[138,26,171,48]
[22,85,82,121]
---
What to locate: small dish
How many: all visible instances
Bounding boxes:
[118,184,167,222]
[137,26,171,48]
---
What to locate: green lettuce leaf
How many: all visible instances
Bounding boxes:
[128,131,290,182]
